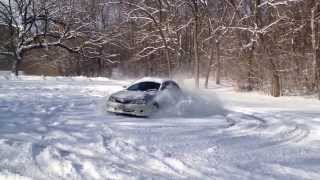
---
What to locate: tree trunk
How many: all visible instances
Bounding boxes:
[311,3,320,99]
[215,40,221,85]
[272,74,281,97]
[205,43,215,88]
[175,33,183,75]
[194,12,200,88]
[12,58,21,76]
[247,50,254,91]
[165,47,171,78]
[271,73,281,97]
[157,28,171,77]
[270,58,281,97]
[76,57,81,76]
[11,51,22,76]
[315,48,320,99]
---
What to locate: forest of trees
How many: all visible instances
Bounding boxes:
[0,0,320,98]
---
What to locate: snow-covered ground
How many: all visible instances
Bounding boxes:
[0,75,320,180]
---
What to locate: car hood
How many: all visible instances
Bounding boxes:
[111,90,157,101]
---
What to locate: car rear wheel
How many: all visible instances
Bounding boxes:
[152,102,160,109]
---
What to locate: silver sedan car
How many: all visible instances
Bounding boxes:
[106,78,182,117]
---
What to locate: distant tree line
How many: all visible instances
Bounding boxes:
[1,0,320,98]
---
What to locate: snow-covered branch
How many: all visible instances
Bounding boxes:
[0,51,14,56]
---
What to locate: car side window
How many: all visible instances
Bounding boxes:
[160,82,169,91]
[161,81,180,91]
[169,82,180,90]
[127,82,160,91]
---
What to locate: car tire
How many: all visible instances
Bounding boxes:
[153,102,160,109]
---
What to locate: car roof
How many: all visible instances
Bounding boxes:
[133,77,171,84]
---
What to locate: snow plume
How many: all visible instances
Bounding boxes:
[153,88,226,118]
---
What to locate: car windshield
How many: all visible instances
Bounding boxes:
[127,81,161,91]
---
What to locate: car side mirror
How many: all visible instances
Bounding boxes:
[122,85,127,89]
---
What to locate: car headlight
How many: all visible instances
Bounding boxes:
[131,99,146,104]
[108,96,116,102]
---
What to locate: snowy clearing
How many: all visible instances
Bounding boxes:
[0,76,320,180]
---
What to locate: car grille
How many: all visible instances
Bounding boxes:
[115,98,132,104]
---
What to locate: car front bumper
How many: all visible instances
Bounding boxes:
[106,101,156,117]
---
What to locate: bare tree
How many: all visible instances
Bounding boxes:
[203,0,233,88]
[311,2,320,99]
[107,0,181,77]
[2,0,320,98]
[181,0,207,88]
[0,0,82,75]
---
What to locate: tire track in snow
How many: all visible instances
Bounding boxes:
[259,124,310,148]
[224,112,268,134]
[101,133,205,178]
[223,111,310,148]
